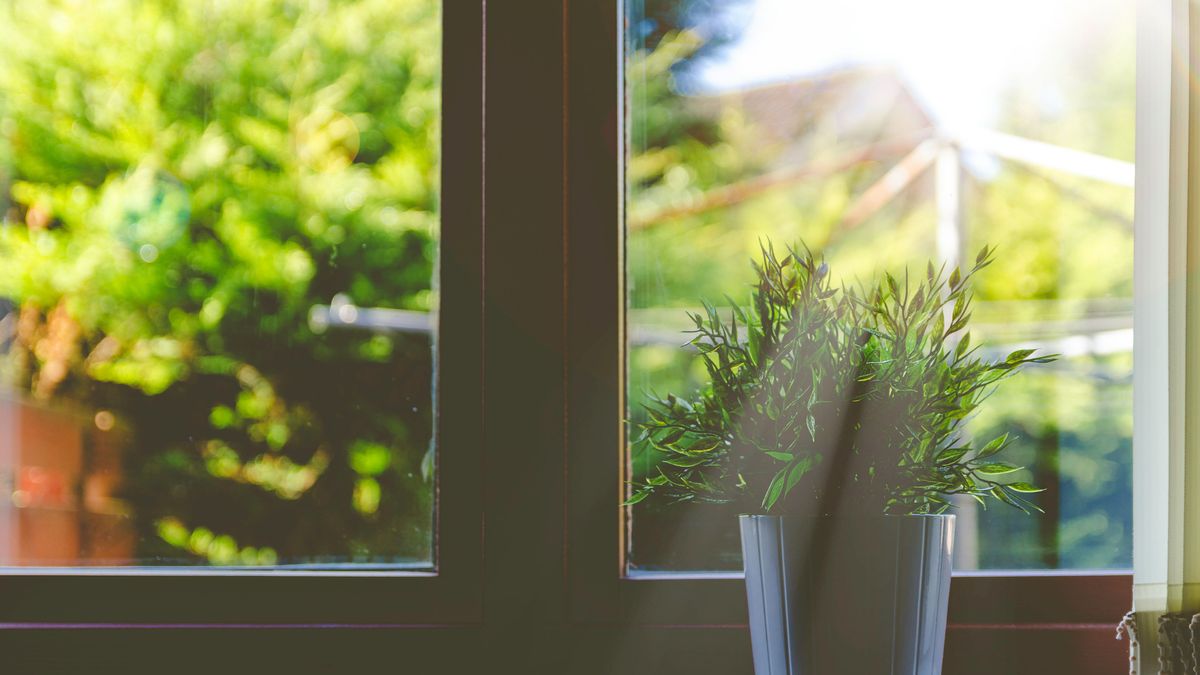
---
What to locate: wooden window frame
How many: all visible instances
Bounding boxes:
[563,1,1132,672]
[0,0,486,628]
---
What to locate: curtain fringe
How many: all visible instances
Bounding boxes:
[1120,610,1200,674]
[1119,610,1139,674]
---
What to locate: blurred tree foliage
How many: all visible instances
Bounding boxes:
[961,2,1135,568]
[0,0,440,564]
[626,1,1133,570]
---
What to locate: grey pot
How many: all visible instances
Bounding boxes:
[740,514,955,675]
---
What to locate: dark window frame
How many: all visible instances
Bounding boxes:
[0,0,485,628]
[562,0,1131,671]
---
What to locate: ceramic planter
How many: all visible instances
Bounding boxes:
[740,514,955,675]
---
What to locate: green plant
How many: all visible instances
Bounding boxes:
[627,242,1055,516]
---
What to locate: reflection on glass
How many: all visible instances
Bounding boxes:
[0,0,441,567]
[626,0,1133,571]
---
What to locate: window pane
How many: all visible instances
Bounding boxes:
[0,0,440,567]
[625,0,1133,571]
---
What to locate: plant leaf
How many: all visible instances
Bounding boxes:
[1005,348,1037,363]
[936,447,968,465]
[1005,482,1044,493]
[664,456,708,468]
[975,462,1021,476]
[785,456,817,492]
[761,468,788,511]
[623,490,649,506]
[975,433,1009,460]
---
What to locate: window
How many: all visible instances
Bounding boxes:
[624,0,1134,573]
[0,1,1145,672]
[0,0,481,627]
[0,0,442,569]
[563,0,1133,670]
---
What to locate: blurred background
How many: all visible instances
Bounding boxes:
[0,0,441,566]
[626,0,1134,572]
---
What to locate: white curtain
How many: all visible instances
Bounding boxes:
[1132,0,1200,671]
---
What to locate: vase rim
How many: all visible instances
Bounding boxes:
[738,513,956,520]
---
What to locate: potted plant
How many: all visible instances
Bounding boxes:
[627,243,1053,675]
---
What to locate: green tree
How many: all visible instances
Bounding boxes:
[0,0,441,564]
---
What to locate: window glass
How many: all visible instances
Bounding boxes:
[626,0,1133,571]
[0,0,440,567]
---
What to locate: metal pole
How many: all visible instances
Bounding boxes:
[936,139,980,569]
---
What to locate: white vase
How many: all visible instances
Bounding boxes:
[740,514,955,675]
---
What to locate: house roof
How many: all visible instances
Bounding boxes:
[687,67,936,171]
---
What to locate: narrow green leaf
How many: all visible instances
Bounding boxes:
[664,456,708,468]
[785,456,816,492]
[1005,482,1045,493]
[1005,348,1037,363]
[948,312,971,334]
[990,485,1018,507]
[886,273,899,297]
[623,490,649,506]
[762,467,788,511]
[976,433,1010,460]
[975,462,1021,476]
[687,437,721,453]
[936,447,968,465]
[658,428,685,446]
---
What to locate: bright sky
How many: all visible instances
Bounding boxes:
[697,0,1124,133]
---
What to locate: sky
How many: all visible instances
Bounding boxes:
[695,0,1128,134]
